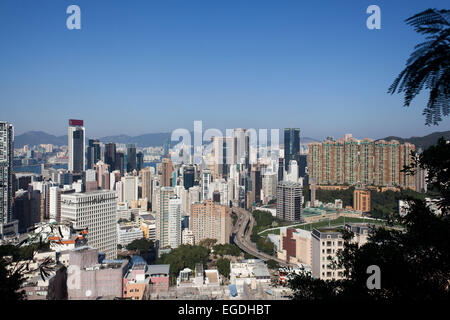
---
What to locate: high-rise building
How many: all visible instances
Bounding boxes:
[126,144,137,173]
[353,188,371,213]
[248,165,261,208]
[87,139,101,169]
[212,136,235,179]
[140,167,152,205]
[190,200,231,245]
[104,143,116,170]
[276,181,302,222]
[284,128,300,173]
[68,119,85,173]
[201,169,211,201]
[115,152,124,175]
[183,165,195,190]
[161,158,173,187]
[121,175,138,203]
[61,190,118,259]
[136,152,144,172]
[168,197,182,249]
[0,121,14,237]
[308,136,415,189]
[155,187,175,249]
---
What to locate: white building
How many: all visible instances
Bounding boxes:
[182,229,195,245]
[117,224,144,247]
[168,197,182,249]
[61,190,118,259]
[122,175,138,203]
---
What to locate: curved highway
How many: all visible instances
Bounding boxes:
[232,206,297,268]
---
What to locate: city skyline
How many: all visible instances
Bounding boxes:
[1,0,449,139]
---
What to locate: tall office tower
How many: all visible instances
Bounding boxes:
[211,136,235,179]
[140,167,152,205]
[201,169,211,201]
[136,152,144,172]
[183,165,195,190]
[286,160,299,183]
[126,144,137,173]
[208,178,229,206]
[87,139,101,169]
[61,190,118,259]
[284,128,300,173]
[262,172,277,203]
[278,158,284,182]
[276,181,302,222]
[168,197,182,249]
[155,187,175,249]
[0,121,14,237]
[85,169,98,192]
[359,138,374,185]
[115,152,124,175]
[121,175,138,203]
[233,128,250,168]
[161,157,173,187]
[68,119,86,173]
[94,160,110,189]
[353,188,371,213]
[190,200,232,245]
[13,188,41,233]
[248,165,261,207]
[104,143,116,170]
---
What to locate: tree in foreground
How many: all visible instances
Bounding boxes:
[289,137,450,300]
[388,9,449,125]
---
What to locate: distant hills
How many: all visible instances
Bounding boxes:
[14,130,449,150]
[14,130,318,148]
[378,131,450,151]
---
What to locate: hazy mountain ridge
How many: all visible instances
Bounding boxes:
[15,131,319,148]
[377,131,450,150]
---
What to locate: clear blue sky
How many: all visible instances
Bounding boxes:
[0,0,449,140]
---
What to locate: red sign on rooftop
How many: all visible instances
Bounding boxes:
[69,119,84,126]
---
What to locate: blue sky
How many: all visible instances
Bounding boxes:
[0,0,449,140]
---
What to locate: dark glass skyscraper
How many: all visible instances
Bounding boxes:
[183,165,195,190]
[115,152,124,175]
[284,128,300,173]
[104,143,116,170]
[126,144,137,173]
[87,139,101,169]
[68,119,85,173]
[136,152,144,172]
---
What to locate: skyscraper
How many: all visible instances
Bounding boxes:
[104,143,116,170]
[136,152,144,172]
[68,119,85,173]
[140,167,153,205]
[155,187,175,249]
[87,139,101,169]
[161,157,173,187]
[0,121,14,238]
[126,144,137,173]
[183,165,195,190]
[115,152,124,175]
[284,128,300,173]
[276,181,302,222]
